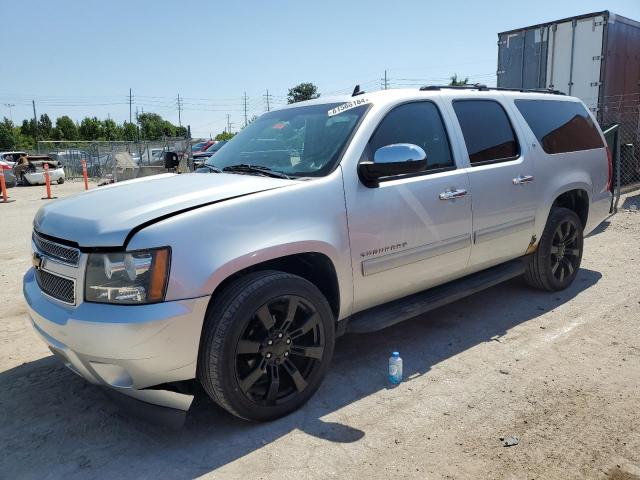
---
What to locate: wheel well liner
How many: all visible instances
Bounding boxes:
[552,189,589,228]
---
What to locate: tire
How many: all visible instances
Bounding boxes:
[197,270,336,421]
[57,177,65,184]
[525,207,584,291]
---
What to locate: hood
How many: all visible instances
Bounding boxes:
[34,172,294,247]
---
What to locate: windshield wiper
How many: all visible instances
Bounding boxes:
[202,164,222,173]
[222,164,291,179]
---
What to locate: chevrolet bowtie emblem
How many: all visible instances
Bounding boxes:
[32,252,42,270]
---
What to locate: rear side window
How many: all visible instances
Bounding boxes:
[369,101,454,171]
[515,100,604,154]
[453,100,520,165]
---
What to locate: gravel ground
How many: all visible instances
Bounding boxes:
[1,181,639,480]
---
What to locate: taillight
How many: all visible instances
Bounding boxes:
[605,146,613,192]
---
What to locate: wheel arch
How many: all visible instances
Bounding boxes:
[205,247,345,321]
[536,181,591,241]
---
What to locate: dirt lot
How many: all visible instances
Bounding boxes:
[1,181,639,480]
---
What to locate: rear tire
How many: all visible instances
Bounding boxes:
[525,207,584,291]
[197,270,335,421]
[57,177,65,184]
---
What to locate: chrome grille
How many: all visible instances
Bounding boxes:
[36,269,76,305]
[32,232,80,266]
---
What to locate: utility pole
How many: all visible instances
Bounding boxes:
[226,114,232,134]
[177,94,182,127]
[243,92,248,127]
[3,103,15,122]
[264,89,273,112]
[31,100,39,151]
[382,70,390,90]
[129,88,133,124]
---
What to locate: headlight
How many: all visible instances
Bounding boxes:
[85,247,170,304]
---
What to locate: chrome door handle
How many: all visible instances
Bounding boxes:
[439,189,468,200]
[513,175,534,185]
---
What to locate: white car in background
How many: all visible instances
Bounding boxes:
[20,155,65,185]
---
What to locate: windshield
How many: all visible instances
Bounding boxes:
[205,102,369,177]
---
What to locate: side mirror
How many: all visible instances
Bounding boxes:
[358,143,427,187]
[164,151,180,170]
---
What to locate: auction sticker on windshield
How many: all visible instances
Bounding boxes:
[327,98,370,117]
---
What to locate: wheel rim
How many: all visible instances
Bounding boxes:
[550,219,581,282]
[234,295,324,406]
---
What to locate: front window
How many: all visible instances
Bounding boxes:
[206,102,369,177]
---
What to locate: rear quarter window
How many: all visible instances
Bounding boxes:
[515,99,604,154]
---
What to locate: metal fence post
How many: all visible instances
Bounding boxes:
[111,144,117,183]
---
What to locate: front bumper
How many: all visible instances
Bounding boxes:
[24,268,210,411]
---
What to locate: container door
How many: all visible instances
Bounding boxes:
[546,21,574,94]
[571,15,605,113]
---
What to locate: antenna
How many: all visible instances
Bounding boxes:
[352,85,365,97]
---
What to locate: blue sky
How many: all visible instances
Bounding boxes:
[1,0,638,138]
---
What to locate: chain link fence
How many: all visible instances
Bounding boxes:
[600,94,640,210]
[34,137,193,183]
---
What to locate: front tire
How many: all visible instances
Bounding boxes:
[57,177,65,184]
[525,207,584,291]
[197,271,335,421]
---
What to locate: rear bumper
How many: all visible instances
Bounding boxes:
[23,268,209,411]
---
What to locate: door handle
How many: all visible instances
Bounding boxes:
[439,189,468,200]
[513,175,534,185]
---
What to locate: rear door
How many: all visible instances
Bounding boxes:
[451,97,537,270]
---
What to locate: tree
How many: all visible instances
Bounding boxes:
[79,117,103,140]
[38,114,53,139]
[214,131,235,141]
[122,122,138,141]
[138,113,176,140]
[55,116,78,140]
[287,82,320,104]
[0,118,16,150]
[102,118,122,141]
[449,74,469,86]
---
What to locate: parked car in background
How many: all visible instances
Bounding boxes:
[0,159,17,188]
[16,155,65,185]
[192,140,215,153]
[24,87,611,422]
[193,141,227,168]
[1,151,28,167]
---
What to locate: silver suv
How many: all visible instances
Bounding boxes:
[24,86,612,421]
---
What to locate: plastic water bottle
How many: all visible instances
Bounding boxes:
[388,351,403,385]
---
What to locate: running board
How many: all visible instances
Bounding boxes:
[345,259,526,334]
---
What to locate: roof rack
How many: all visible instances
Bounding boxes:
[419,83,565,95]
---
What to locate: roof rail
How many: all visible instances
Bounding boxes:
[419,84,566,95]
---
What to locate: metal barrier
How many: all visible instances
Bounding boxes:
[600,95,640,201]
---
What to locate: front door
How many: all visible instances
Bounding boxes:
[344,100,473,313]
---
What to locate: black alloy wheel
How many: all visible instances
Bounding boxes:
[235,294,325,406]
[198,271,335,421]
[549,219,581,283]
[524,207,584,291]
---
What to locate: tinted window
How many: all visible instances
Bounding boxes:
[515,100,604,154]
[369,102,454,170]
[453,100,519,164]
